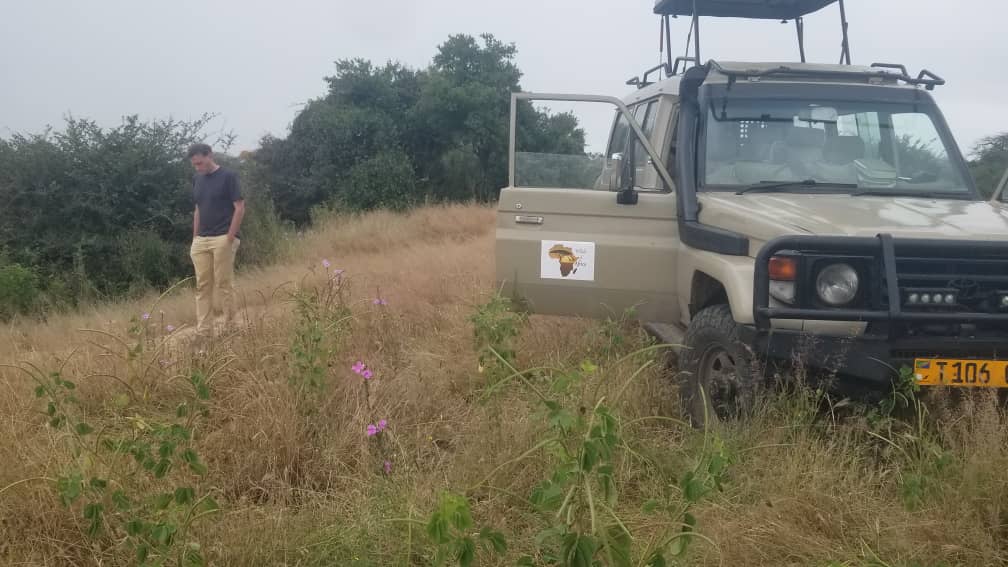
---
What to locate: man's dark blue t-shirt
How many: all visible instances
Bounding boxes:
[192,166,242,238]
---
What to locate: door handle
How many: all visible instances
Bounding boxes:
[515,215,543,225]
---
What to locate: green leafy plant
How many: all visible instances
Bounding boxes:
[475,342,725,566]
[878,365,921,418]
[25,364,219,566]
[425,491,507,566]
[289,267,352,390]
[594,306,640,360]
[470,292,527,382]
[864,365,957,513]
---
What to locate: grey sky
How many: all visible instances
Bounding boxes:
[2,0,1005,157]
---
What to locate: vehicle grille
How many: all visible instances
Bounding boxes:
[883,256,1008,315]
[891,347,1007,360]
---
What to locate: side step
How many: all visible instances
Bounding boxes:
[641,322,687,353]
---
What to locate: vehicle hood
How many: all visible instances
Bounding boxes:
[697,193,1008,254]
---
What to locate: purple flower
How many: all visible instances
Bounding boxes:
[322,259,331,269]
[366,424,378,437]
[383,460,392,474]
[165,325,175,333]
[377,419,388,432]
[142,313,151,321]
[352,361,365,375]
[372,298,388,306]
[362,369,373,380]
[330,268,345,280]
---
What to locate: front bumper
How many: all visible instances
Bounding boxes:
[740,325,1007,387]
[749,234,1008,389]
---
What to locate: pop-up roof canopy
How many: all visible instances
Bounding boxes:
[654,0,836,19]
[636,0,851,89]
[625,0,943,94]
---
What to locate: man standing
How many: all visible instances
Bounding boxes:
[187,143,245,346]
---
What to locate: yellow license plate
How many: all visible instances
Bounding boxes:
[914,359,1008,387]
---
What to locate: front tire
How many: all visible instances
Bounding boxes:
[679,304,760,428]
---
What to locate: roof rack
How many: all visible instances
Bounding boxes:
[868,63,946,90]
[707,60,946,91]
[626,56,698,88]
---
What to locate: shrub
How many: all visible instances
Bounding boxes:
[0,262,40,319]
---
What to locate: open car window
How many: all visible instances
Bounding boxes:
[512,97,671,192]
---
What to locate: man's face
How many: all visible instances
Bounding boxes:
[190,153,214,174]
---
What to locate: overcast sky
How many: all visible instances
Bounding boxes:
[2,0,1005,157]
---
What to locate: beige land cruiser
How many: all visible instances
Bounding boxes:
[496,0,1008,426]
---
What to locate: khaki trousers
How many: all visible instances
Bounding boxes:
[189,235,240,338]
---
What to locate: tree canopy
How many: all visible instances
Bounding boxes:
[258,33,586,224]
[970,132,1008,197]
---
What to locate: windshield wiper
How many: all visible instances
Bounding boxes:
[736,179,858,195]
[849,189,973,199]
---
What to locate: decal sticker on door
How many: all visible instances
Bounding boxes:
[541,241,595,281]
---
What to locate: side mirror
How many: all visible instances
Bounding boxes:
[607,153,624,191]
[616,145,639,205]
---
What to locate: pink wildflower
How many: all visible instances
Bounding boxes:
[322,259,331,269]
[165,325,175,333]
[372,298,388,306]
[142,313,151,321]
[383,460,392,474]
[377,419,388,432]
[366,424,378,437]
[362,369,373,380]
[352,361,365,374]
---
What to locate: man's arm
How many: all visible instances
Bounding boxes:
[226,171,245,242]
[193,206,200,239]
[227,200,245,242]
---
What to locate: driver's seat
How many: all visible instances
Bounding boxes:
[812,135,865,183]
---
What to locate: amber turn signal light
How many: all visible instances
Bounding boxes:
[769,256,797,281]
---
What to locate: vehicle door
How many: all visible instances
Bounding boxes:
[496,92,680,323]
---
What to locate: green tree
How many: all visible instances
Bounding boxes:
[417,34,524,201]
[969,132,1008,197]
[259,60,420,223]
[0,114,281,306]
[0,115,213,297]
[256,33,589,223]
[0,261,41,319]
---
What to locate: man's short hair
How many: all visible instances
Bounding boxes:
[187,143,213,158]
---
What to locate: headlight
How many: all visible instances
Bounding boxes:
[815,263,859,306]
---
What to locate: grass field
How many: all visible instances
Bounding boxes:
[2,204,1007,566]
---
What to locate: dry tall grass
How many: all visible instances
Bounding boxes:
[2,203,1007,566]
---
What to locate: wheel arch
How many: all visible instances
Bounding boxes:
[690,271,729,317]
[677,248,757,326]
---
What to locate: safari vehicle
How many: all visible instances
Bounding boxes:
[495,0,1008,426]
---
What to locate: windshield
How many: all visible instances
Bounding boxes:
[702,97,972,195]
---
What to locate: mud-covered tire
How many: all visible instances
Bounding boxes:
[679,304,759,428]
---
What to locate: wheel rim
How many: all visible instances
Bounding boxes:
[696,344,744,420]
